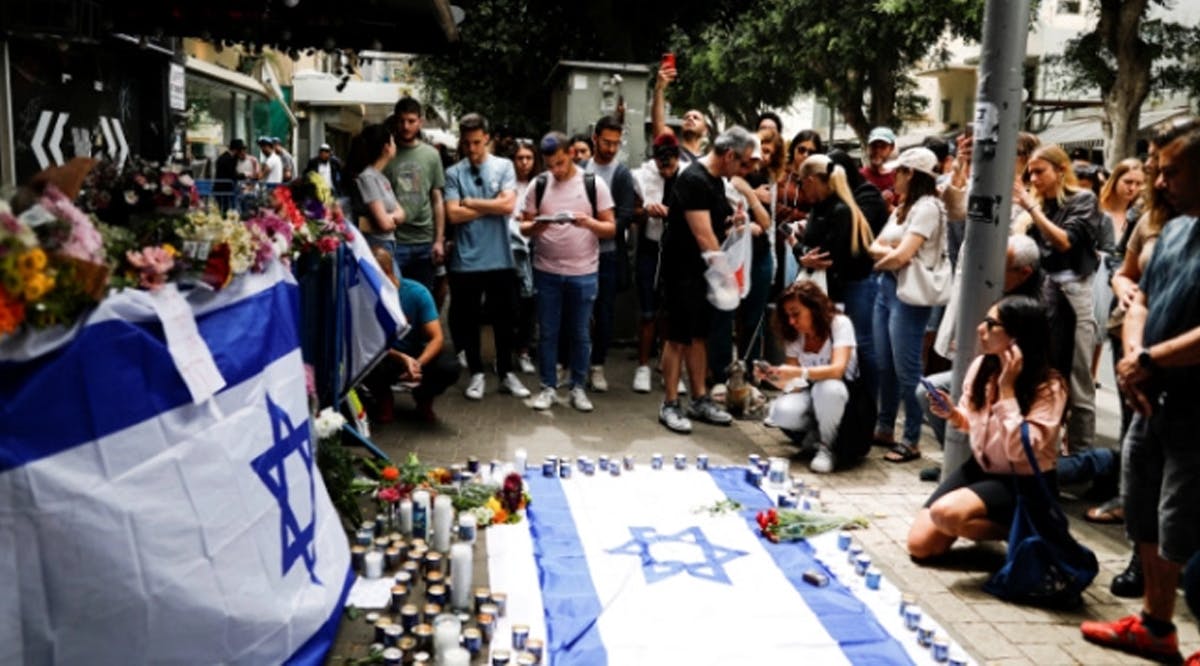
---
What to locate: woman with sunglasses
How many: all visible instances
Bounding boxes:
[907,295,1067,560]
[1012,145,1102,456]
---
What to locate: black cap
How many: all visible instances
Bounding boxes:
[230,138,246,150]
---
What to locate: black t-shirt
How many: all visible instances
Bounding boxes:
[1029,189,1100,278]
[661,161,732,281]
[799,194,874,301]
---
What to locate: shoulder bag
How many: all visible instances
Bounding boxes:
[896,200,952,306]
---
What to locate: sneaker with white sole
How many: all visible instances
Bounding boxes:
[810,444,836,474]
[589,365,608,392]
[517,353,536,375]
[687,395,733,425]
[465,373,485,400]
[659,400,693,433]
[632,365,652,393]
[569,387,594,412]
[531,387,557,410]
[500,372,531,398]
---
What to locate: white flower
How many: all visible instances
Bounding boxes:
[469,506,494,526]
[313,407,347,439]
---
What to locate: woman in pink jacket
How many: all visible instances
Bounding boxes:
[907,295,1068,560]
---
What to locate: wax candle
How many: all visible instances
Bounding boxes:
[458,513,477,544]
[433,613,462,656]
[399,499,413,537]
[449,542,473,611]
[411,490,430,541]
[363,550,384,579]
[441,647,469,666]
[514,448,528,475]
[432,495,453,552]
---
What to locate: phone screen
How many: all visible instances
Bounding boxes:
[921,378,949,410]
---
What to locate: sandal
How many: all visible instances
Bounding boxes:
[1084,498,1125,524]
[884,443,920,463]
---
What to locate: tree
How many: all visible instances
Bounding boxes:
[1054,0,1200,167]
[666,0,984,143]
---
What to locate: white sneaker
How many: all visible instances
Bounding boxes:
[531,387,557,410]
[500,372,531,398]
[589,365,608,392]
[632,365,652,393]
[659,400,693,433]
[517,353,536,375]
[457,350,468,369]
[569,387,594,412]
[810,444,836,474]
[465,373,485,400]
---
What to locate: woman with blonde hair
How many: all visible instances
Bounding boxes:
[795,152,878,393]
[1012,144,1102,454]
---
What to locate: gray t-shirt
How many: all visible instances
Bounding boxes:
[384,142,446,245]
[444,155,517,273]
[356,166,399,244]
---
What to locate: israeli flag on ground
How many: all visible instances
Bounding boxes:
[341,226,408,393]
[0,261,351,665]
[489,467,972,666]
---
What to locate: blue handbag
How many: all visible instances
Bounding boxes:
[982,422,1099,609]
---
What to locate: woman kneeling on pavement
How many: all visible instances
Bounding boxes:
[756,280,874,473]
[907,295,1067,560]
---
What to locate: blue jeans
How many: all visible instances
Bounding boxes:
[737,252,775,363]
[590,251,619,366]
[873,272,933,446]
[1057,447,1117,486]
[536,270,599,389]
[841,276,879,399]
[394,242,435,293]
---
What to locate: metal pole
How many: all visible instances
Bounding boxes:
[943,0,1032,475]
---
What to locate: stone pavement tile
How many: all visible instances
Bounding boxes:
[954,621,1026,660]
[994,621,1073,645]
[1016,641,1080,665]
[921,592,983,623]
[983,658,1036,666]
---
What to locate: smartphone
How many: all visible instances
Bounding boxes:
[661,52,675,70]
[802,569,830,587]
[920,377,951,412]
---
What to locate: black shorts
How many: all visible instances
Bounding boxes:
[924,456,1057,527]
[661,276,711,345]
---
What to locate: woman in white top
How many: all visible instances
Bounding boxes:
[868,147,948,463]
[756,280,859,473]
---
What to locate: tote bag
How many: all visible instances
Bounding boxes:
[983,422,1099,609]
[896,202,952,306]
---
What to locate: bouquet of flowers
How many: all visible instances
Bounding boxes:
[755,508,868,543]
[80,157,199,224]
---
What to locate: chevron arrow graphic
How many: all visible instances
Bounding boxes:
[48,112,69,165]
[111,117,129,169]
[31,110,53,169]
[98,117,116,161]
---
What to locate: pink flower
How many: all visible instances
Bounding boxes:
[41,186,104,263]
[317,236,339,254]
[125,246,175,291]
[378,486,401,503]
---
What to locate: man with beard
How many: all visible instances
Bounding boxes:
[651,63,710,164]
[384,97,447,292]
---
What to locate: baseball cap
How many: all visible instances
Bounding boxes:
[257,137,271,145]
[229,138,246,150]
[652,132,679,158]
[885,147,939,177]
[867,126,896,145]
[271,137,283,145]
[319,143,332,151]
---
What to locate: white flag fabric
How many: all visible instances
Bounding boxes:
[490,467,973,666]
[0,261,351,665]
[340,226,409,393]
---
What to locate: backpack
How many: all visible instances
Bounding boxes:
[534,172,597,217]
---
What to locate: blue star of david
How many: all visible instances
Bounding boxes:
[607,526,748,585]
[251,395,321,584]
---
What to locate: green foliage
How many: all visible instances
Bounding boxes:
[316,431,364,529]
[666,0,983,142]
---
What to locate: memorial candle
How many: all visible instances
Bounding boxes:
[449,542,473,611]
[432,495,453,552]
[399,500,413,537]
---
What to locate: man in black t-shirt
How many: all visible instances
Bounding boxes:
[658,126,758,433]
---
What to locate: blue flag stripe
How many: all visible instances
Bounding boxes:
[708,468,916,666]
[524,474,609,666]
[0,281,300,472]
[284,565,355,666]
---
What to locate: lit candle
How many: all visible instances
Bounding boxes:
[411,490,430,542]
[399,499,413,537]
[441,647,469,666]
[514,448,528,475]
[432,495,453,552]
[363,550,384,579]
[449,542,473,611]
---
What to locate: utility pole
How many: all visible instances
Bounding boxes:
[943,0,1033,475]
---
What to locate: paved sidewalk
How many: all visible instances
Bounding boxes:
[333,350,1195,665]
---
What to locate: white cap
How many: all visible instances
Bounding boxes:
[319,143,332,151]
[885,147,939,177]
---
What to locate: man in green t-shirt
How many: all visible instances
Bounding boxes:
[384,97,446,292]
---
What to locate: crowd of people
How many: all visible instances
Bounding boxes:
[241,79,1200,662]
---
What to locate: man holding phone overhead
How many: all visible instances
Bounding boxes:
[652,52,710,164]
[520,131,616,413]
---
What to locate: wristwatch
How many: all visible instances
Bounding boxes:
[1137,348,1156,371]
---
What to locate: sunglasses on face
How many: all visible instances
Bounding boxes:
[983,316,1005,331]
[469,164,483,188]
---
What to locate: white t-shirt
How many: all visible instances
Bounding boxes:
[784,313,858,381]
[876,195,944,271]
[264,153,284,183]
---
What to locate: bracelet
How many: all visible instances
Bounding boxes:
[800,367,810,383]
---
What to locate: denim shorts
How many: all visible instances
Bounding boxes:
[1123,393,1200,563]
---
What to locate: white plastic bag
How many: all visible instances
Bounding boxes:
[722,225,754,299]
[703,251,740,311]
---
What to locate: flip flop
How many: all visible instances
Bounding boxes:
[884,443,920,463]
[1084,498,1125,524]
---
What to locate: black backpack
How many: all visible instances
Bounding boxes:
[534,172,597,217]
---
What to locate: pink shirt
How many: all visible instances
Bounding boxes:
[957,356,1067,475]
[522,169,614,276]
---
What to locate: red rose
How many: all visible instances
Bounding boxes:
[201,243,232,290]
[378,486,401,503]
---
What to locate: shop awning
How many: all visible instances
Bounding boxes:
[1037,107,1193,151]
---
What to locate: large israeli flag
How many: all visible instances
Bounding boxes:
[0,261,351,664]
[488,468,973,666]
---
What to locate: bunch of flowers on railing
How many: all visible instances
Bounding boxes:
[80,157,199,221]
[0,185,109,333]
[755,508,868,543]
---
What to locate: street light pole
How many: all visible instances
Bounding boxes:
[943,0,1033,475]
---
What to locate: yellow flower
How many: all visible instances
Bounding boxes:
[161,243,179,257]
[22,273,54,301]
[17,248,47,276]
